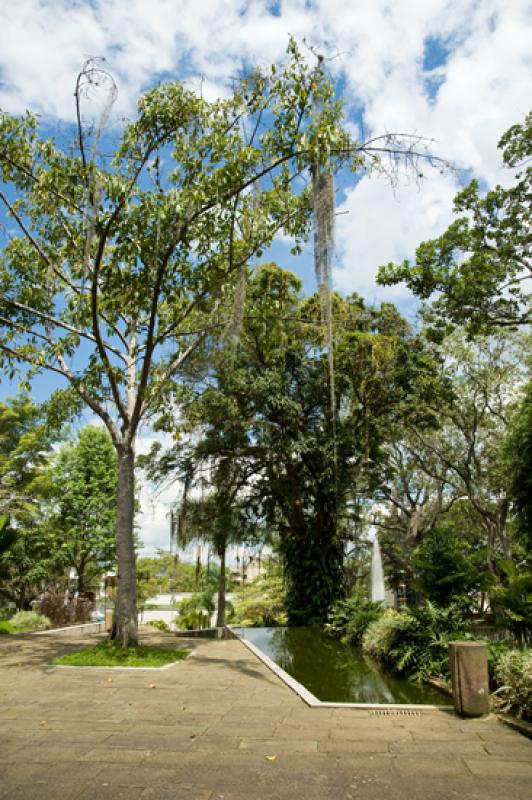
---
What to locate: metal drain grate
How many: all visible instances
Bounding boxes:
[369,709,421,716]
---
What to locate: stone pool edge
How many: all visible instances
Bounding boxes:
[229,627,454,713]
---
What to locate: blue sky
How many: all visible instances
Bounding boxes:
[0,0,530,552]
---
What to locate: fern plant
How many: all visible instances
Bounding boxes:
[362,602,471,682]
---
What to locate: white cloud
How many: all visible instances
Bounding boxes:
[334,171,457,305]
[1,0,529,304]
[1,0,530,548]
[135,427,180,556]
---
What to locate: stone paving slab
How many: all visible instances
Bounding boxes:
[1,626,531,800]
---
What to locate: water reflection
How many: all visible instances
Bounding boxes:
[236,626,448,705]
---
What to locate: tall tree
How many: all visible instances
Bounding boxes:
[178,459,258,628]
[0,45,451,644]
[0,396,64,609]
[504,376,532,553]
[382,330,529,581]
[378,112,531,334]
[0,395,52,517]
[176,264,435,623]
[51,425,118,593]
[0,46,346,644]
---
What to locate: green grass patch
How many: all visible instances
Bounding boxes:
[53,641,189,667]
[0,620,32,635]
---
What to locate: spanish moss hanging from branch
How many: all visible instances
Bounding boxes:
[312,143,337,465]
[309,47,338,468]
[224,180,260,350]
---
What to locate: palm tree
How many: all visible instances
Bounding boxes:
[173,457,258,628]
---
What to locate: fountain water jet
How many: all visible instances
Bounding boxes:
[371,535,386,603]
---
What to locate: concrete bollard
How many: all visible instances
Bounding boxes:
[449,641,490,717]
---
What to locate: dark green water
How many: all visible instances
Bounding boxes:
[235,626,449,705]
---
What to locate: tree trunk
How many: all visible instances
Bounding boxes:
[110,443,138,647]
[282,515,345,625]
[77,561,86,595]
[216,546,226,628]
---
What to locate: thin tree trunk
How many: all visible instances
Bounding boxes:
[110,443,138,646]
[216,546,226,628]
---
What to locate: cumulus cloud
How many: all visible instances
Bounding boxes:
[1,0,529,301]
[334,170,458,306]
[1,0,530,548]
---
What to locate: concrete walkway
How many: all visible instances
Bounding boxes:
[0,627,531,800]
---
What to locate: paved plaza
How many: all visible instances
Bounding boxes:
[0,627,531,800]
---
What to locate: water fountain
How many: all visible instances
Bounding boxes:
[370,535,386,603]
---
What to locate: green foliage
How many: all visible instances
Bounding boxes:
[180,265,433,625]
[487,640,512,681]
[174,572,217,630]
[0,396,66,609]
[326,598,384,645]
[505,379,532,551]
[0,620,15,634]
[377,328,528,605]
[0,395,54,517]
[0,516,16,579]
[493,649,532,720]
[0,43,352,645]
[0,523,66,611]
[378,112,531,334]
[362,603,471,681]
[362,609,407,661]
[136,554,197,594]
[491,564,532,645]
[51,425,118,592]
[147,619,172,633]
[412,524,489,607]
[10,610,50,631]
[174,597,211,631]
[231,575,287,627]
[53,641,189,667]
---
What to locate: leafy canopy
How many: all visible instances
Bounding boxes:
[378,112,531,335]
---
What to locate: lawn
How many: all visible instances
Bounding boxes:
[53,640,189,667]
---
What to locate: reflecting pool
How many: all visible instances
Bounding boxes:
[235,626,449,705]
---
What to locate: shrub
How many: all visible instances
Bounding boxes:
[148,619,171,633]
[491,569,532,645]
[362,602,471,682]
[411,524,489,608]
[493,649,532,720]
[326,598,384,645]
[362,609,408,661]
[488,640,512,679]
[174,594,212,630]
[174,608,211,631]
[39,590,95,627]
[231,575,287,627]
[10,611,51,631]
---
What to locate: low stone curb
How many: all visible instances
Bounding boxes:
[34,621,106,637]
[498,713,532,740]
